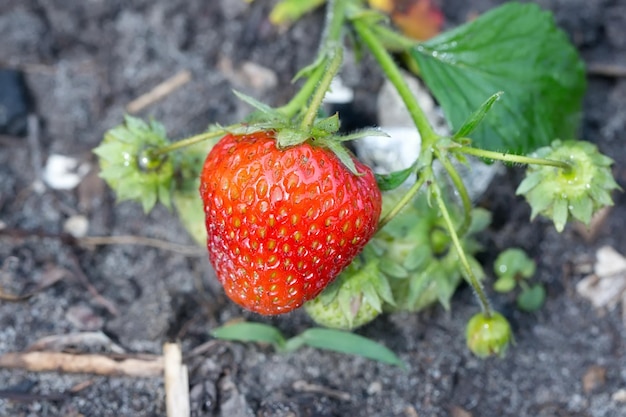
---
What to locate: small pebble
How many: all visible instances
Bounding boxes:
[63,215,89,238]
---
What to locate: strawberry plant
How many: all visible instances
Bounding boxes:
[94,0,619,362]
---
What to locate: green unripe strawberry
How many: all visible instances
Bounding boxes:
[304,254,392,330]
[466,312,513,358]
[305,290,380,330]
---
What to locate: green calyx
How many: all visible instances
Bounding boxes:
[466,312,513,358]
[305,252,394,330]
[516,140,620,232]
[94,115,174,213]
[375,188,490,312]
[234,89,387,176]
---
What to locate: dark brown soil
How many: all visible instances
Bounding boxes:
[1,1,625,416]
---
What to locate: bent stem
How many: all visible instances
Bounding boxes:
[278,63,327,118]
[377,171,429,231]
[352,18,438,146]
[279,0,348,119]
[432,181,492,317]
[300,46,344,130]
[452,146,572,172]
[435,149,472,237]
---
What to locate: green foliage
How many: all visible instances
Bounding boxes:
[375,164,416,191]
[410,2,586,153]
[493,248,546,312]
[453,92,503,140]
[375,189,490,312]
[493,248,536,293]
[517,284,546,313]
[211,322,405,367]
[93,0,619,362]
[212,322,287,347]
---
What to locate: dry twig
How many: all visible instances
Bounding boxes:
[80,235,205,257]
[27,331,126,354]
[164,343,191,417]
[292,380,352,401]
[587,63,626,78]
[127,70,192,113]
[0,351,163,377]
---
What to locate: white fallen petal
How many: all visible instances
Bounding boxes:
[43,154,91,190]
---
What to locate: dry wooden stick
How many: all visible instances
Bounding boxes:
[164,343,190,417]
[127,70,192,113]
[0,351,163,377]
[587,63,626,78]
[80,235,205,257]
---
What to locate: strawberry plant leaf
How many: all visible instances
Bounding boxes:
[453,91,503,140]
[269,0,325,25]
[313,113,341,134]
[336,128,389,142]
[298,328,405,367]
[375,164,415,191]
[494,248,536,284]
[517,284,546,312]
[324,140,360,175]
[211,322,287,350]
[233,90,284,122]
[410,2,586,153]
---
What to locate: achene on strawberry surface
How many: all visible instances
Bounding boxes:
[200,130,382,315]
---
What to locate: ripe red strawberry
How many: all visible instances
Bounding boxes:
[200,130,382,315]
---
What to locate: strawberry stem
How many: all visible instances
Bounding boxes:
[435,149,472,237]
[300,46,344,130]
[370,23,417,53]
[151,127,237,156]
[377,170,429,231]
[432,181,493,317]
[278,63,327,118]
[352,18,438,147]
[451,145,573,173]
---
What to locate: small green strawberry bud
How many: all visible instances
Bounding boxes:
[94,115,174,213]
[517,140,620,232]
[466,312,513,358]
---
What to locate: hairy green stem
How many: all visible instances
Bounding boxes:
[435,149,472,237]
[377,170,429,231]
[278,63,327,118]
[300,47,344,130]
[280,0,348,119]
[370,23,417,52]
[152,127,236,156]
[352,19,438,146]
[432,181,492,317]
[452,146,572,172]
[323,0,348,49]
